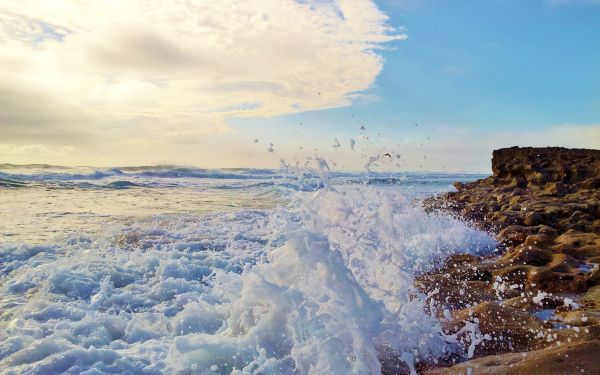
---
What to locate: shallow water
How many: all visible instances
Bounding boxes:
[0,165,495,374]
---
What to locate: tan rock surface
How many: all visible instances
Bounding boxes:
[419,147,600,374]
[425,340,600,375]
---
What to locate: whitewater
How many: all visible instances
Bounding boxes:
[0,163,496,374]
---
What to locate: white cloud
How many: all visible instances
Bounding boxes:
[0,144,74,159]
[0,0,404,154]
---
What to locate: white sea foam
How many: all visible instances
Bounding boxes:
[0,173,495,374]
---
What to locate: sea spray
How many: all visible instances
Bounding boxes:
[0,163,496,374]
[165,173,495,373]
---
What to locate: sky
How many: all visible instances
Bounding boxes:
[0,0,598,172]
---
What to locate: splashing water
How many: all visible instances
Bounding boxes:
[0,165,495,374]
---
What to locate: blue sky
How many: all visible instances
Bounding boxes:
[375,0,600,131]
[1,0,598,171]
[228,0,600,171]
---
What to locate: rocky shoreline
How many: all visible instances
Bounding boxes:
[421,147,600,374]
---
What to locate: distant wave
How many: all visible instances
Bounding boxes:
[0,166,281,182]
[104,180,144,189]
[137,167,280,180]
[212,181,276,189]
[0,178,28,188]
[0,165,489,197]
[0,169,116,181]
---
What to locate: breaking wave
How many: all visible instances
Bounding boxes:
[0,164,495,374]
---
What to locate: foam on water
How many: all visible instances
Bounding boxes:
[0,168,495,374]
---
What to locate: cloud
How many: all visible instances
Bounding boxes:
[0,0,404,153]
[0,144,74,159]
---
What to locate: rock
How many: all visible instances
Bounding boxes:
[523,212,543,226]
[447,302,547,356]
[491,147,600,185]
[497,225,536,245]
[415,274,496,310]
[510,177,528,188]
[492,265,531,287]
[421,147,600,373]
[582,285,600,307]
[587,268,600,287]
[525,225,558,244]
[540,182,569,196]
[443,253,480,267]
[506,245,553,266]
[425,340,600,375]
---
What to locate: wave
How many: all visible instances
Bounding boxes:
[0,169,117,182]
[0,178,28,188]
[0,183,496,374]
[0,164,487,186]
[0,166,284,183]
[137,168,280,180]
[104,181,144,189]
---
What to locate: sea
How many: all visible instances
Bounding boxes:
[0,162,496,374]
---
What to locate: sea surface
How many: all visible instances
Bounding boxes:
[0,163,495,374]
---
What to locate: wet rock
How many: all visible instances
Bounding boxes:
[497,225,536,246]
[421,147,600,373]
[453,181,466,191]
[523,212,542,226]
[447,302,547,356]
[587,268,600,287]
[425,340,600,375]
[582,285,600,307]
[416,274,496,310]
[506,246,553,266]
[527,225,558,243]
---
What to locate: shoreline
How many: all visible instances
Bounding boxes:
[420,147,600,374]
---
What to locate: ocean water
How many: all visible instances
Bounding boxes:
[0,163,495,374]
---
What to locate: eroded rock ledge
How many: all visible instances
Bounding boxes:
[421,147,600,374]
